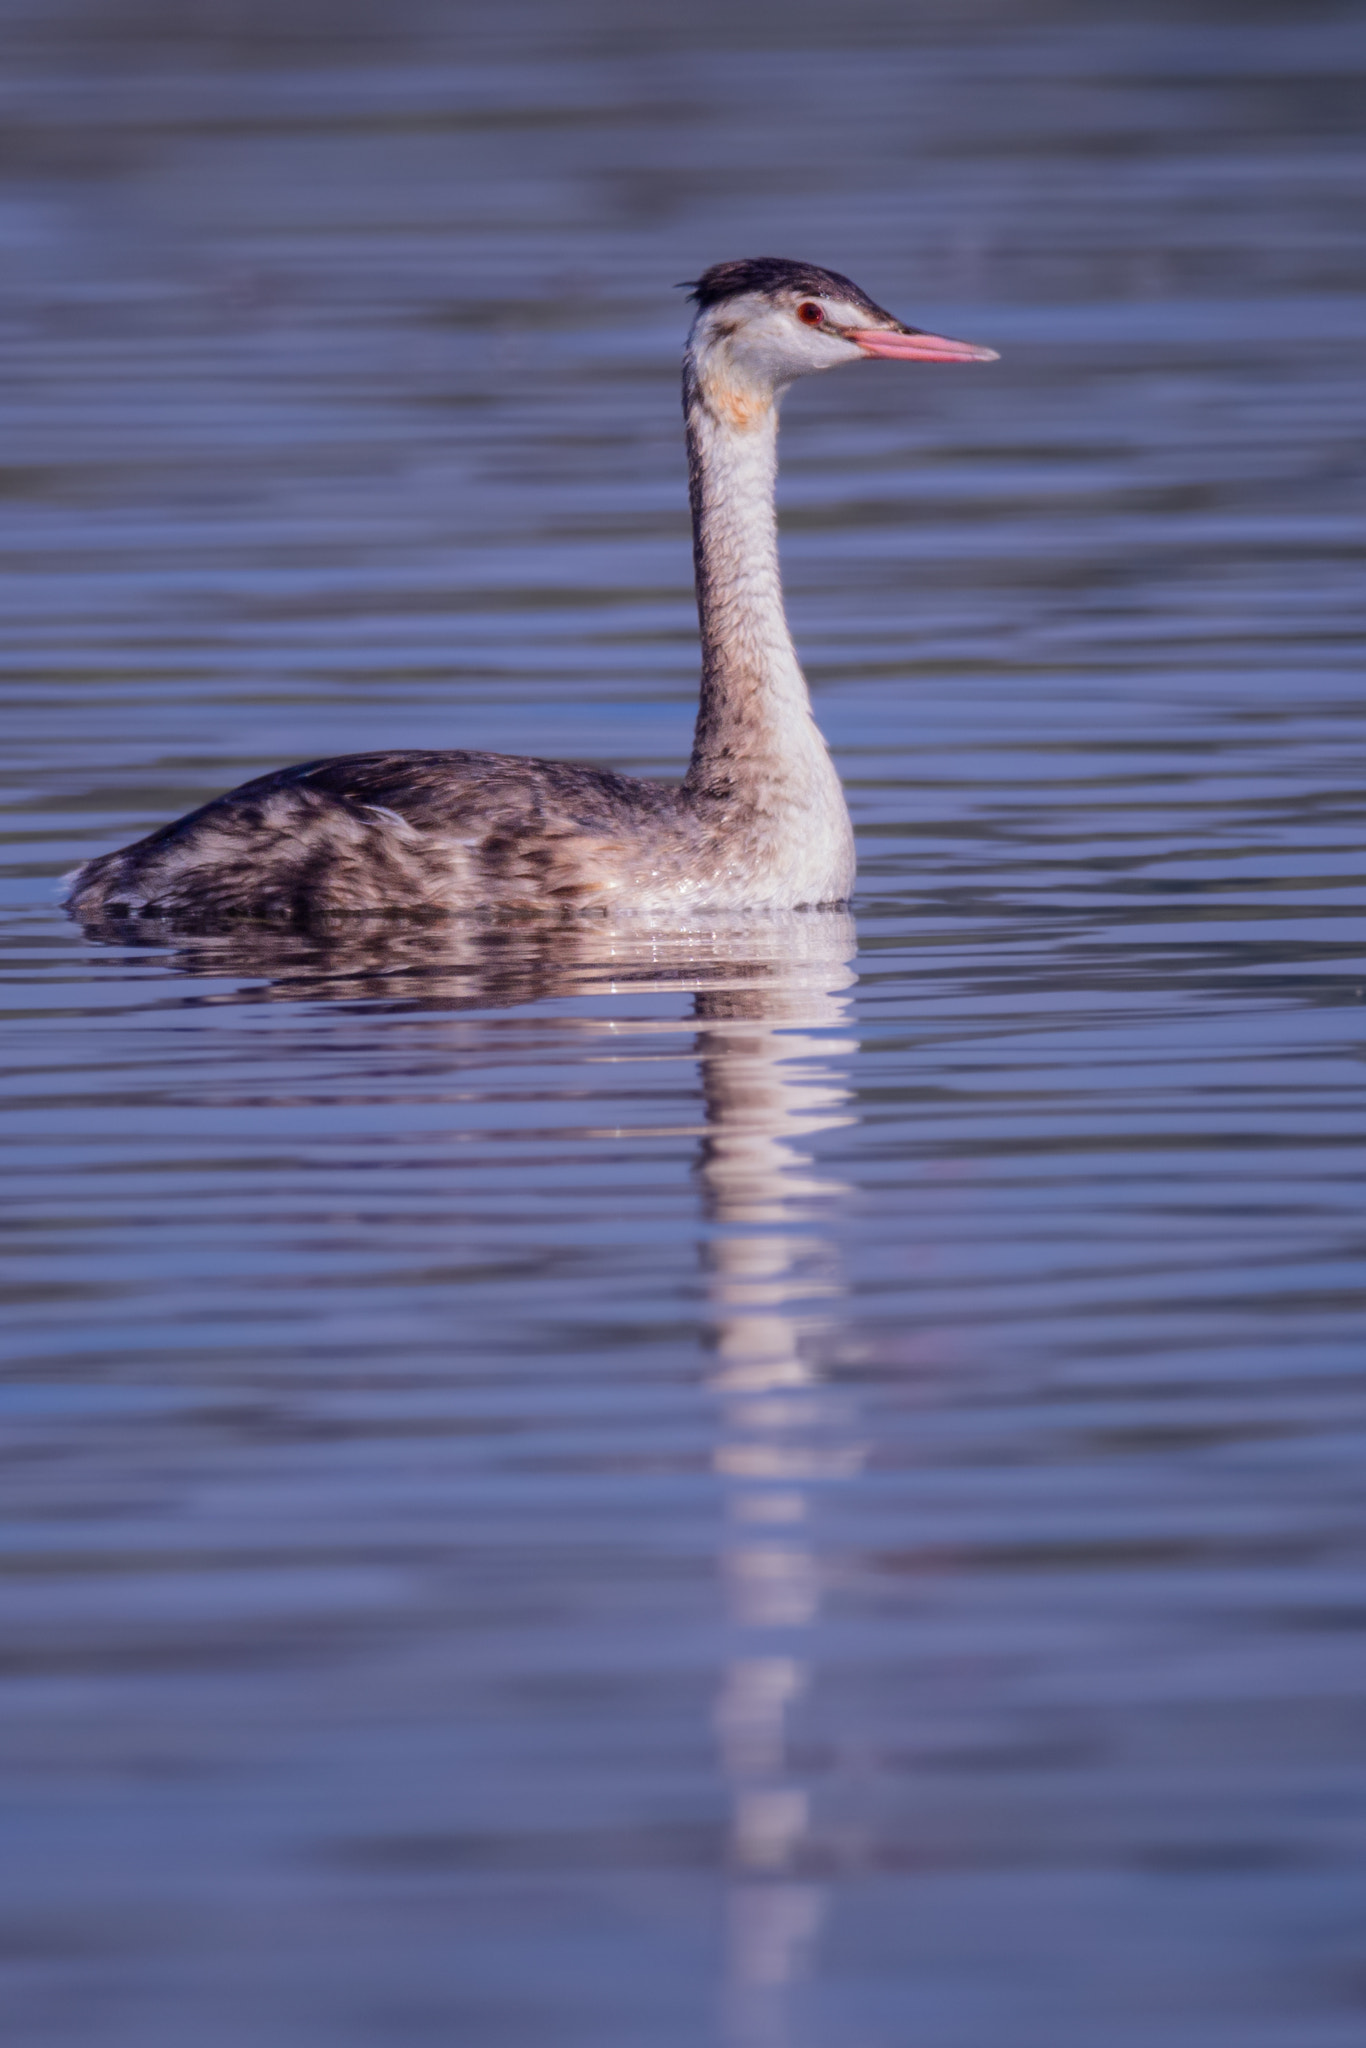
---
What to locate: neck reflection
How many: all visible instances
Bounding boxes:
[692,917,860,2048]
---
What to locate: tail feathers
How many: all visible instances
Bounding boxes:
[64,851,150,922]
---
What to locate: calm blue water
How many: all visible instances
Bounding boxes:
[2,3,1365,2043]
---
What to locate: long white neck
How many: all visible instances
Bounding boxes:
[679,357,854,903]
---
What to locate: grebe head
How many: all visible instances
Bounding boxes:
[682,256,998,418]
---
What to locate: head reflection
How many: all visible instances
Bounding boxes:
[81,905,861,2043]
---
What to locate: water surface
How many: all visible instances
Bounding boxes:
[2,3,1365,2044]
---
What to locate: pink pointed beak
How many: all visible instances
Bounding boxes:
[847,327,999,364]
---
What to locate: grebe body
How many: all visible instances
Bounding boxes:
[66,258,995,927]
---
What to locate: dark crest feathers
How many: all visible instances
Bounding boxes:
[680,257,892,319]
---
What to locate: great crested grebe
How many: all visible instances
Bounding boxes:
[66,258,996,927]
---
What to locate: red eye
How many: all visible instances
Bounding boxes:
[797,301,825,326]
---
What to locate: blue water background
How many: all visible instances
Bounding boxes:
[2,3,1365,2043]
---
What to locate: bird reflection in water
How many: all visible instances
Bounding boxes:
[692,919,860,2048]
[78,903,862,2043]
